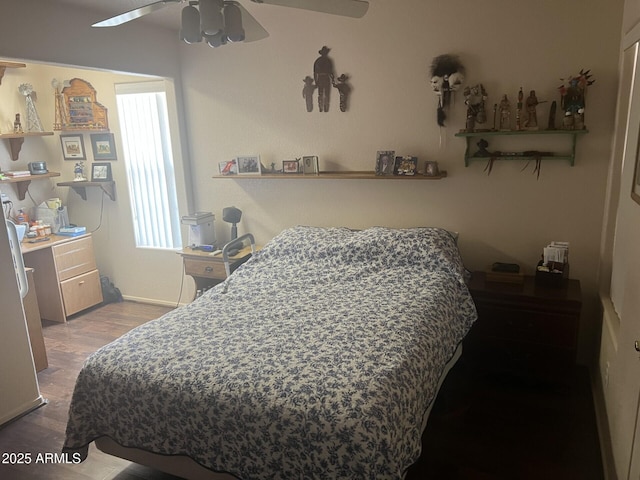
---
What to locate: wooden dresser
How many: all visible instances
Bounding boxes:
[465,271,582,382]
[22,234,103,322]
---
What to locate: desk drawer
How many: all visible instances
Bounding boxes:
[53,236,97,281]
[60,269,103,316]
[184,258,227,280]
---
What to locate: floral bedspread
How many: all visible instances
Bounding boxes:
[63,226,477,479]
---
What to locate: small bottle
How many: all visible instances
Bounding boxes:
[16,209,29,224]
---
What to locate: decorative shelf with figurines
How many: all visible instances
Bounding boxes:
[455,70,593,172]
[56,161,116,201]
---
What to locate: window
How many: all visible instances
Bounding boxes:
[115,81,181,249]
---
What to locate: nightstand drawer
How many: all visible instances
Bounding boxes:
[53,236,97,281]
[472,304,578,349]
[184,258,227,280]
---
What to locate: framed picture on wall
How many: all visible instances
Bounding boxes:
[90,133,117,160]
[375,150,395,176]
[218,159,238,176]
[282,159,300,174]
[91,162,112,182]
[393,156,417,176]
[60,134,86,160]
[237,155,261,175]
[302,156,319,175]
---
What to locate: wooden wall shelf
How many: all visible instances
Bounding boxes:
[0,61,26,85]
[213,170,447,180]
[0,131,54,160]
[455,129,588,167]
[57,180,116,201]
[0,171,60,200]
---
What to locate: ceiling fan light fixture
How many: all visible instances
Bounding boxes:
[205,31,228,48]
[180,4,203,44]
[223,3,245,43]
[200,0,224,36]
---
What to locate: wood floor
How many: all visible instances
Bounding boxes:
[0,301,604,479]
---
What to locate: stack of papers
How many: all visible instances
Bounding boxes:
[5,170,31,177]
[540,241,569,273]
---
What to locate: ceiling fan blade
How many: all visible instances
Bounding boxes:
[250,0,369,18]
[232,2,270,43]
[92,0,182,27]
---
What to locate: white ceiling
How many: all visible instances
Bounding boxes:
[51,0,197,31]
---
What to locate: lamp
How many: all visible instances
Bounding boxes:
[180,3,202,44]
[199,0,224,36]
[205,31,227,48]
[223,3,245,43]
[222,206,242,241]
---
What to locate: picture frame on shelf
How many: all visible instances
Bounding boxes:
[424,160,440,177]
[60,134,86,160]
[91,162,112,182]
[375,150,395,176]
[90,133,117,160]
[394,156,418,176]
[282,159,300,174]
[236,155,262,175]
[218,159,238,176]
[302,156,319,175]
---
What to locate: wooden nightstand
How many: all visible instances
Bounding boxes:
[464,271,582,382]
[179,245,254,298]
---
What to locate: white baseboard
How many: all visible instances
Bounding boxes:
[121,295,187,308]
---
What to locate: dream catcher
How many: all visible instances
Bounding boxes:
[430,54,465,127]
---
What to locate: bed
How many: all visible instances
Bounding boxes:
[63,226,477,479]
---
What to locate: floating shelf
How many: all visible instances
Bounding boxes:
[0,171,60,200]
[0,61,26,85]
[455,129,588,167]
[213,170,447,180]
[0,131,55,160]
[57,180,116,201]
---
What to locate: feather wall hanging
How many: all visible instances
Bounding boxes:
[430,54,465,127]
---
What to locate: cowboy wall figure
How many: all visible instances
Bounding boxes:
[314,46,335,112]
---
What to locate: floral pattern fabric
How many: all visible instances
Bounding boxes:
[64,226,477,479]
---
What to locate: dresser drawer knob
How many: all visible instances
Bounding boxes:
[635,340,640,352]
[205,266,213,273]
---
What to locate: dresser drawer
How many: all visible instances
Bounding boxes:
[463,335,576,377]
[184,258,227,280]
[60,269,103,316]
[53,236,97,281]
[472,304,579,349]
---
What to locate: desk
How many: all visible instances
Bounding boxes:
[179,245,255,299]
[22,234,103,322]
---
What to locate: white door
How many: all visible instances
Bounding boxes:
[612,32,640,480]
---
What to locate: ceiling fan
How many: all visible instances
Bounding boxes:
[92,0,370,47]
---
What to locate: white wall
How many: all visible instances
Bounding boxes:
[180,0,623,365]
[0,0,195,304]
[0,0,625,365]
